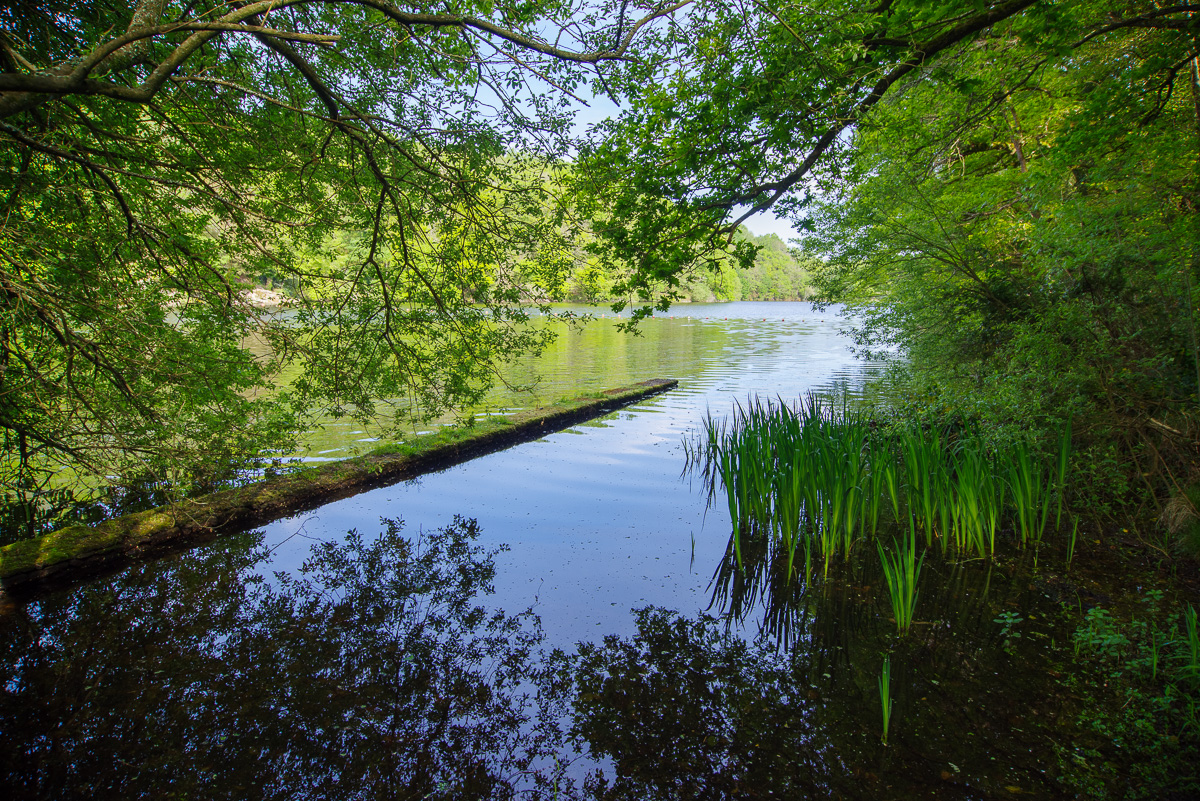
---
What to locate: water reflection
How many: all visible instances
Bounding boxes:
[640,522,1083,799]
[0,518,573,799]
[3,300,1081,797]
[256,302,884,646]
[1,512,1092,799]
[572,607,839,799]
[707,524,1005,656]
[282,301,878,461]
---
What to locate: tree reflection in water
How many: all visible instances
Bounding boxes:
[572,607,841,800]
[0,516,573,800]
[2,513,1082,800]
[566,528,1080,800]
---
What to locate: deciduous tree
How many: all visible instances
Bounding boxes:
[0,0,684,513]
[582,0,1200,511]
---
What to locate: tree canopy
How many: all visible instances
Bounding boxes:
[580,0,1200,512]
[0,0,683,506]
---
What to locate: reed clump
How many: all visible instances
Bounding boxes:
[878,528,923,635]
[685,395,1074,582]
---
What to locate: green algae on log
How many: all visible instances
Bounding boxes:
[0,379,678,596]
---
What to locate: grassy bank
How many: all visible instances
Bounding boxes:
[0,379,677,598]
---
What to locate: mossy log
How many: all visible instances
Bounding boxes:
[0,379,677,598]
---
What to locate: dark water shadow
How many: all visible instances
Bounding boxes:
[0,517,577,800]
[0,511,1114,800]
[564,524,1091,800]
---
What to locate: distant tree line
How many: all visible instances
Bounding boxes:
[560,227,814,304]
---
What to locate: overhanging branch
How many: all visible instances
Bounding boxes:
[0,0,692,120]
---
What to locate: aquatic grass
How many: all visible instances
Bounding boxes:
[865,435,892,536]
[819,511,838,578]
[802,526,814,585]
[877,528,924,634]
[985,449,1008,554]
[901,427,941,548]
[878,655,893,745]
[932,444,956,553]
[882,454,904,527]
[774,449,803,578]
[1067,517,1079,568]
[720,445,745,569]
[689,395,1075,582]
[952,442,1001,556]
[1008,439,1051,546]
[953,444,975,551]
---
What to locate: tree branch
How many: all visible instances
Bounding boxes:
[711,0,1042,228]
[0,0,691,119]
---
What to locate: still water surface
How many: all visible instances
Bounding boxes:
[1,302,1094,799]
[270,301,879,644]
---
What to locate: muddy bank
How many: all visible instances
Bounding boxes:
[0,379,677,599]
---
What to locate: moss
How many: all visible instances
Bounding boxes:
[368,443,415,457]
[128,512,176,537]
[0,378,677,589]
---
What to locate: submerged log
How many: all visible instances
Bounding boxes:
[0,379,677,599]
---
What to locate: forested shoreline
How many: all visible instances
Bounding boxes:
[567,228,817,304]
[247,227,816,307]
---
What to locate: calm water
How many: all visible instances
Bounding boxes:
[290,301,874,462]
[268,301,880,643]
[2,302,1108,798]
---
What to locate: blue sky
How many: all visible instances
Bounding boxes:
[738,209,801,243]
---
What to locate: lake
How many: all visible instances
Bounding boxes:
[0,302,1122,798]
[269,301,881,644]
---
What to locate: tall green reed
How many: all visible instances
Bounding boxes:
[689,394,1075,580]
[1009,440,1052,546]
[878,528,924,634]
[879,655,893,745]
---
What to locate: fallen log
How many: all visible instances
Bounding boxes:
[0,378,677,599]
